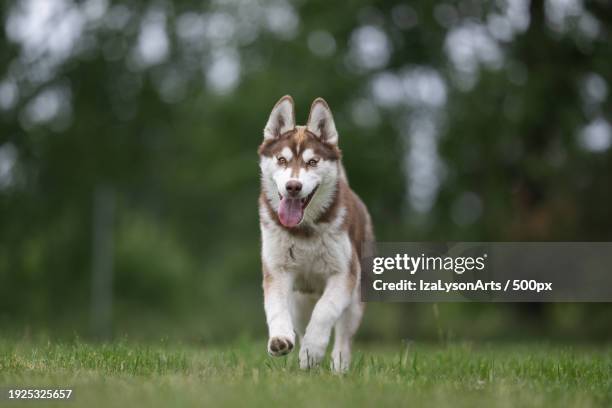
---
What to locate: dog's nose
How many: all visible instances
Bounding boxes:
[285,180,302,196]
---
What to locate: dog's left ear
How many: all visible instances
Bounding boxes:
[306,98,338,145]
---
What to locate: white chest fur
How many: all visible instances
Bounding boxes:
[260,205,352,293]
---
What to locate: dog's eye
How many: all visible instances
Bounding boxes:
[307,159,319,167]
[277,157,287,165]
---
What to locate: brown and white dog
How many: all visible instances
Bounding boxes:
[258,95,374,372]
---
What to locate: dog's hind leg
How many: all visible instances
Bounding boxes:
[331,298,364,372]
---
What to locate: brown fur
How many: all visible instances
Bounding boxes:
[258,127,341,162]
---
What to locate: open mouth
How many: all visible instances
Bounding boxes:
[299,187,318,209]
[277,186,318,228]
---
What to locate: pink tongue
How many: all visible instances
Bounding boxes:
[278,197,303,227]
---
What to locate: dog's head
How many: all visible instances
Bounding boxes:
[259,96,342,228]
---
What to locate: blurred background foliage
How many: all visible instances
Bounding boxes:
[0,0,611,343]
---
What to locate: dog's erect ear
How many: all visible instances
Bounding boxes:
[306,98,338,145]
[263,95,295,140]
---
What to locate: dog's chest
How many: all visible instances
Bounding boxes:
[261,223,352,282]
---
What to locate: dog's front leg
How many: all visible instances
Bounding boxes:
[263,266,295,356]
[299,273,351,369]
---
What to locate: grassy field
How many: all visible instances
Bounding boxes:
[0,339,611,407]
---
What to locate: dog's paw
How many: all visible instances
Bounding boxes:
[299,342,326,369]
[267,336,294,357]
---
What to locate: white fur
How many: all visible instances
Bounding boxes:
[279,147,293,161]
[273,164,297,198]
[302,148,315,162]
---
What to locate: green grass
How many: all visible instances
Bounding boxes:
[0,339,611,407]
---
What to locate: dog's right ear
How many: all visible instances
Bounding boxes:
[263,95,295,140]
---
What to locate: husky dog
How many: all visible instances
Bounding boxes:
[258,95,374,372]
